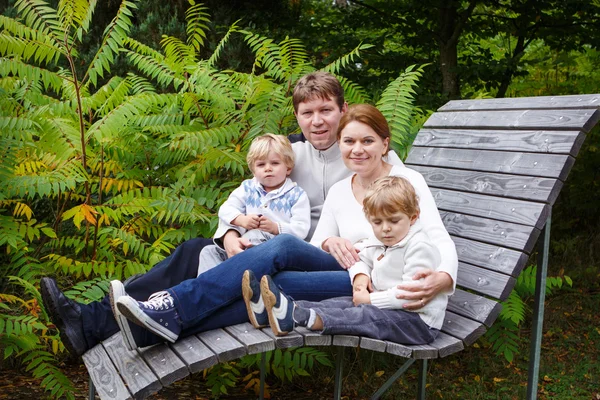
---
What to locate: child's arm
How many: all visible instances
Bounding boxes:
[218,183,261,231]
[259,190,311,239]
[369,239,441,310]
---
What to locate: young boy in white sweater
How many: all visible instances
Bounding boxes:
[246,176,446,344]
[198,134,311,273]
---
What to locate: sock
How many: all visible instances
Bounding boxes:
[306,309,317,330]
[293,306,310,327]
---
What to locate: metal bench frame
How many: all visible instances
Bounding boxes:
[83,94,600,400]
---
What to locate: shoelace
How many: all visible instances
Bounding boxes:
[143,291,175,310]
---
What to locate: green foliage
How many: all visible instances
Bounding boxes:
[484,265,573,363]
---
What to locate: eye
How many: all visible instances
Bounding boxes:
[363,138,374,144]
[371,220,382,225]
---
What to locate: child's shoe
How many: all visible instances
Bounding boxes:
[116,291,181,343]
[242,270,269,328]
[260,275,295,336]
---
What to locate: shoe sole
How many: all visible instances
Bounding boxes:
[242,271,267,328]
[116,297,178,343]
[260,276,290,337]
[109,281,137,351]
[40,279,86,357]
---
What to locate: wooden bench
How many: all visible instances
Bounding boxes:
[82,94,600,400]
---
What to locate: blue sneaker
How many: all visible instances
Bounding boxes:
[116,291,181,343]
[260,275,295,336]
[242,270,269,328]
[109,280,138,351]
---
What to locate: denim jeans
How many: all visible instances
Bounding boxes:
[296,297,439,345]
[168,234,350,330]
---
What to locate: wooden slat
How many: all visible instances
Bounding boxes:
[410,165,564,204]
[138,343,189,386]
[431,188,549,229]
[441,211,540,253]
[102,333,162,399]
[360,337,387,353]
[428,332,465,359]
[262,328,304,348]
[224,323,275,354]
[83,339,132,400]
[385,341,412,358]
[197,329,246,363]
[438,94,600,111]
[457,262,516,301]
[452,236,528,277]
[333,335,360,347]
[446,289,503,327]
[169,335,218,374]
[407,147,575,180]
[440,311,486,346]
[295,327,332,346]
[424,109,600,132]
[413,129,586,155]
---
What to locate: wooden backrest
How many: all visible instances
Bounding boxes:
[404,94,600,345]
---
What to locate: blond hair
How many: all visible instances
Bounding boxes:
[363,176,420,219]
[246,134,295,173]
[292,71,345,112]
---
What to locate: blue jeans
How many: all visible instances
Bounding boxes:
[168,234,351,330]
[297,297,438,345]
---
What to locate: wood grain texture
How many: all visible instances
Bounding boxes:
[138,343,189,386]
[102,333,161,399]
[413,129,586,155]
[295,327,332,346]
[431,187,549,229]
[424,109,600,132]
[431,332,465,359]
[332,335,360,348]
[386,342,412,358]
[440,311,487,346]
[407,147,575,181]
[438,94,600,111]
[360,337,387,353]
[446,289,503,327]
[452,236,528,276]
[410,165,564,204]
[82,337,132,400]
[262,328,305,348]
[457,262,516,301]
[197,329,246,363]
[224,323,275,354]
[169,335,218,374]
[441,211,540,253]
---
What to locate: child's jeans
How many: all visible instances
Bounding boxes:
[296,296,439,345]
[198,230,275,276]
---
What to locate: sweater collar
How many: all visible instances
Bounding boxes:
[308,142,343,162]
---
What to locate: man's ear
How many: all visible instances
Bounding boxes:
[341,102,348,114]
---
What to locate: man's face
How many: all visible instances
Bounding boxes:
[295,97,347,150]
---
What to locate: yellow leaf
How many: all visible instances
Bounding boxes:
[543,375,552,382]
[474,375,481,382]
[493,377,505,383]
[52,339,58,354]
[375,370,385,378]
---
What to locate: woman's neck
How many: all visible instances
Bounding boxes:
[354,162,392,189]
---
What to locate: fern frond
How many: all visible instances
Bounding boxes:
[0,58,64,92]
[185,2,210,52]
[83,0,137,87]
[123,48,183,88]
[57,0,89,34]
[14,0,65,43]
[206,20,239,68]
[335,75,370,106]
[74,0,97,39]
[0,32,64,65]
[241,30,284,81]
[322,43,374,75]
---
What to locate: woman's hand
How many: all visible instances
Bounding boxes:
[322,237,360,269]
[395,270,453,310]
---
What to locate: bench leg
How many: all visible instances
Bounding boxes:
[333,347,345,400]
[370,358,415,400]
[527,213,551,400]
[88,377,96,400]
[417,359,427,400]
[259,352,266,400]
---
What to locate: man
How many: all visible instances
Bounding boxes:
[41,72,450,355]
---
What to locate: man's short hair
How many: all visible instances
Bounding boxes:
[292,71,345,112]
[363,176,420,219]
[247,133,295,173]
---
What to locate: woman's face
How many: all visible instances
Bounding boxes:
[338,120,389,176]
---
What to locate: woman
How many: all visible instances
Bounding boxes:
[115,104,458,347]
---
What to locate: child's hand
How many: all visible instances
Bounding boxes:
[258,215,279,235]
[353,287,371,306]
[232,214,261,230]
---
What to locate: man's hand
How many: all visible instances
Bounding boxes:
[232,214,261,230]
[395,270,453,310]
[353,286,371,306]
[258,215,279,235]
[222,230,252,258]
[322,236,360,269]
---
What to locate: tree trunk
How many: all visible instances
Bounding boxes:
[496,34,527,98]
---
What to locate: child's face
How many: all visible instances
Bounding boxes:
[253,151,291,192]
[368,211,417,247]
